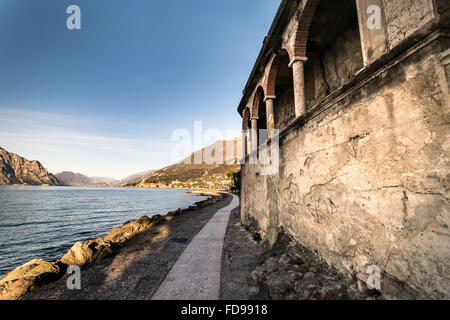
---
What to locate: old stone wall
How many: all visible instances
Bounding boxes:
[305,18,364,108]
[382,0,435,49]
[241,38,450,299]
[274,87,295,131]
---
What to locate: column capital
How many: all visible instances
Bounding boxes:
[263,95,276,102]
[288,56,308,68]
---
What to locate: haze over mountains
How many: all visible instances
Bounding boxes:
[0,138,242,189]
[55,170,156,187]
[55,172,116,187]
[115,170,155,186]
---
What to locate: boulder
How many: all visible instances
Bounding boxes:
[136,216,152,226]
[0,259,64,300]
[249,233,362,300]
[104,216,152,244]
[151,214,164,223]
[167,210,180,217]
[266,271,296,299]
[251,266,266,284]
[59,239,114,267]
[264,257,280,273]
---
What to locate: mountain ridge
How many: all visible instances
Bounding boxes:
[0,147,62,186]
[124,138,242,190]
[55,171,116,187]
[112,170,155,187]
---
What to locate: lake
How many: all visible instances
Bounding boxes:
[0,186,208,277]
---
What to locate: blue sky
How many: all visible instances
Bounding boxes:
[0,0,280,179]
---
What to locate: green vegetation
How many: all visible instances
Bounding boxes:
[229,170,241,194]
[226,169,238,178]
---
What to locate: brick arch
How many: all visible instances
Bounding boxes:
[242,107,251,131]
[293,0,321,58]
[264,54,279,97]
[281,42,294,61]
[251,86,265,119]
[264,48,292,97]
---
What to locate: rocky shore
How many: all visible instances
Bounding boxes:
[248,232,382,300]
[2,194,384,301]
[221,207,382,300]
[0,193,225,300]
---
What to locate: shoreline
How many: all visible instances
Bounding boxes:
[0,192,226,300]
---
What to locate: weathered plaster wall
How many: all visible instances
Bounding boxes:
[382,0,436,49]
[274,87,295,130]
[305,22,364,108]
[241,39,450,299]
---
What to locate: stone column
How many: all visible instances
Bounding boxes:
[241,129,251,158]
[251,118,258,149]
[289,56,308,117]
[264,96,276,140]
[250,118,258,163]
[240,130,247,161]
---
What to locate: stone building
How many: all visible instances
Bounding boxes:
[237,0,449,299]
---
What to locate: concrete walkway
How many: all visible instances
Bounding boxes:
[152,194,239,300]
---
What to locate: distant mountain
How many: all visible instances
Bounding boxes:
[56,170,156,188]
[0,147,62,186]
[124,138,242,190]
[111,170,155,187]
[55,171,115,187]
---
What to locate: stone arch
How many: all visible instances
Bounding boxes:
[242,107,251,131]
[281,42,294,61]
[265,48,293,98]
[265,54,279,98]
[265,49,295,131]
[251,86,265,120]
[249,86,267,148]
[301,0,364,108]
[242,106,251,157]
[293,0,321,58]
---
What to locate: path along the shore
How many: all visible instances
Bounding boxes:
[19,192,377,301]
[20,194,259,300]
[152,194,239,300]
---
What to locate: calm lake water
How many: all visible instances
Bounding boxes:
[0,186,208,277]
